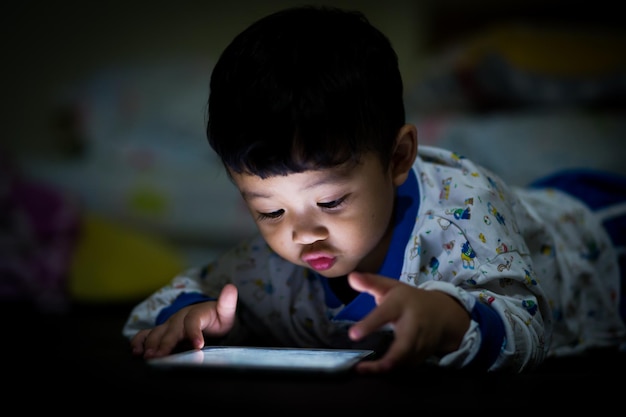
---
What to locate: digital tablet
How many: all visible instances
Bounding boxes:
[147,346,375,374]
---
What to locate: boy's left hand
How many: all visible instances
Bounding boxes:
[347,272,470,373]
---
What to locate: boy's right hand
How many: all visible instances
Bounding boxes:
[130,283,238,359]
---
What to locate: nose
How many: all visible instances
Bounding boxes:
[291,216,328,245]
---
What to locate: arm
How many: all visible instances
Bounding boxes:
[121,266,218,340]
[347,271,547,373]
[121,235,268,355]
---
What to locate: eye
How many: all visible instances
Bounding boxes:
[318,195,348,210]
[257,209,284,221]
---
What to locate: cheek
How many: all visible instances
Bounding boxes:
[342,197,394,246]
[365,180,396,223]
[256,226,295,258]
[367,201,394,237]
[358,185,396,241]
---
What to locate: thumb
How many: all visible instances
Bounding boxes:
[216,283,238,329]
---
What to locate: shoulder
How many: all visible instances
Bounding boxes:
[414,146,515,212]
[411,147,533,274]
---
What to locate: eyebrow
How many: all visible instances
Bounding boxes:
[240,190,269,200]
[240,169,351,201]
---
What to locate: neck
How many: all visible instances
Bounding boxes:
[328,275,360,304]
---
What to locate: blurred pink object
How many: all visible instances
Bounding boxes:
[0,151,81,312]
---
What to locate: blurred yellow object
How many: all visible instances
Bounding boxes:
[68,213,184,302]
[461,24,626,76]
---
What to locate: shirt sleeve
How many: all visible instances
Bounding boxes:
[121,235,267,340]
[121,266,216,339]
[408,148,552,372]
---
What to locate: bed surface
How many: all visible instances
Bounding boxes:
[8,300,625,413]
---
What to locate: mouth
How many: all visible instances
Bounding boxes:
[302,253,337,272]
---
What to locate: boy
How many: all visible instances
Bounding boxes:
[123,6,626,373]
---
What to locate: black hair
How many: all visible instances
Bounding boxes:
[207,5,405,178]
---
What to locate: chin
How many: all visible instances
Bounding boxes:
[322,273,346,279]
[310,266,352,279]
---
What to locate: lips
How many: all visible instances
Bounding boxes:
[302,253,336,271]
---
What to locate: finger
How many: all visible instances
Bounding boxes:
[348,297,398,341]
[348,273,401,341]
[130,330,149,356]
[348,272,396,301]
[147,286,239,357]
[142,324,178,358]
[354,325,421,374]
[215,283,238,329]
[357,310,431,374]
[376,329,420,368]
[150,322,186,357]
[355,356,396,373]
[190,284,238,344]
[183,313,207,350]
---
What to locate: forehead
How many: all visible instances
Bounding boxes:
[232,166,351,201]
[231,152,383,200]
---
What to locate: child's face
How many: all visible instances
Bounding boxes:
[231,152,397,278]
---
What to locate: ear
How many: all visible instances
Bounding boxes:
[390,123,418,187]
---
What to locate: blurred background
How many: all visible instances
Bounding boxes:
[3,0,625,311]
